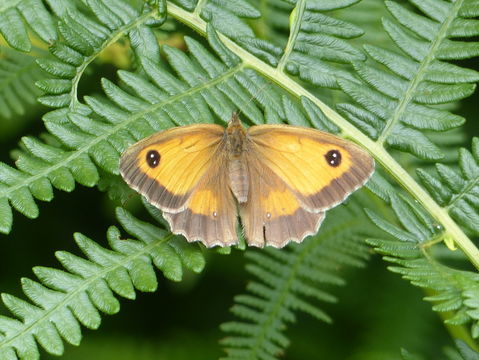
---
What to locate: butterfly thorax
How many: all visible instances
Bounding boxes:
[225,113,250,203]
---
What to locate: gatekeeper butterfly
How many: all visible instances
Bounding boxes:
[119,113,374,248]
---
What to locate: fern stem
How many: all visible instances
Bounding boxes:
[193,0,208,17]
[276,0,305,72]
[376,0,463,145]
[69,9,158,111]
[248,236,314,357]
[166,2,479,271]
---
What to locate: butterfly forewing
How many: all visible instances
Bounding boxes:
[247,124,375,212]
[120,124,225,213]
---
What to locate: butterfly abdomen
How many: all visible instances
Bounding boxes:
[228,158,249,203]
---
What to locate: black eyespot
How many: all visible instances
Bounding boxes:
[146,150,161,168]
[325,149,341,167]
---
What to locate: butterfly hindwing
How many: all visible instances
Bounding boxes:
[163,153,238,247]
[240,153,325,248]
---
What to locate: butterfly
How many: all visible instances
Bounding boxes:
[119,113,374,248]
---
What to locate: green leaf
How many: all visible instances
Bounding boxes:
[367,194,479,340]
[221,203,373,359]
[0,8,31,52]
[0,208,204,357]
[340,0,477,160]
[0,46,44,119]
[417,138,479,236]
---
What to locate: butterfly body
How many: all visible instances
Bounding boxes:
[120,114,374,248]
[224,115,250,203]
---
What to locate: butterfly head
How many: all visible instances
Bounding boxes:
[227,111,243,128]
[226,112,248,157]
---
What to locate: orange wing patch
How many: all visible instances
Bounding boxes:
[261,188,300,218]
[188,189,220,216]
[136,136,217,197]
[250,132,354,195]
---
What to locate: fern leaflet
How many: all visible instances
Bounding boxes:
[367,194,479,341]
[0,46,45,120]
[339,0,479,160]
[417,138,479,237]
[0,207,204,359]
[0,0,166,233]
[221,201,374,360]
[401,340,479,360]
[0,0,56,52]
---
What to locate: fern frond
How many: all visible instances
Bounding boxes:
[339,0,479,160]
[199,0,261,40]
[278,0,365,88]
[417,138,479,237]
[0,207,204,359]
[36,0,165,111]
[0,0,57,52]
[186,0,285,68]
[1,1,478,357]
[220,201,373,360]
[0,46,44,119]
[366,194,479,340]
[0,0,167,234]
